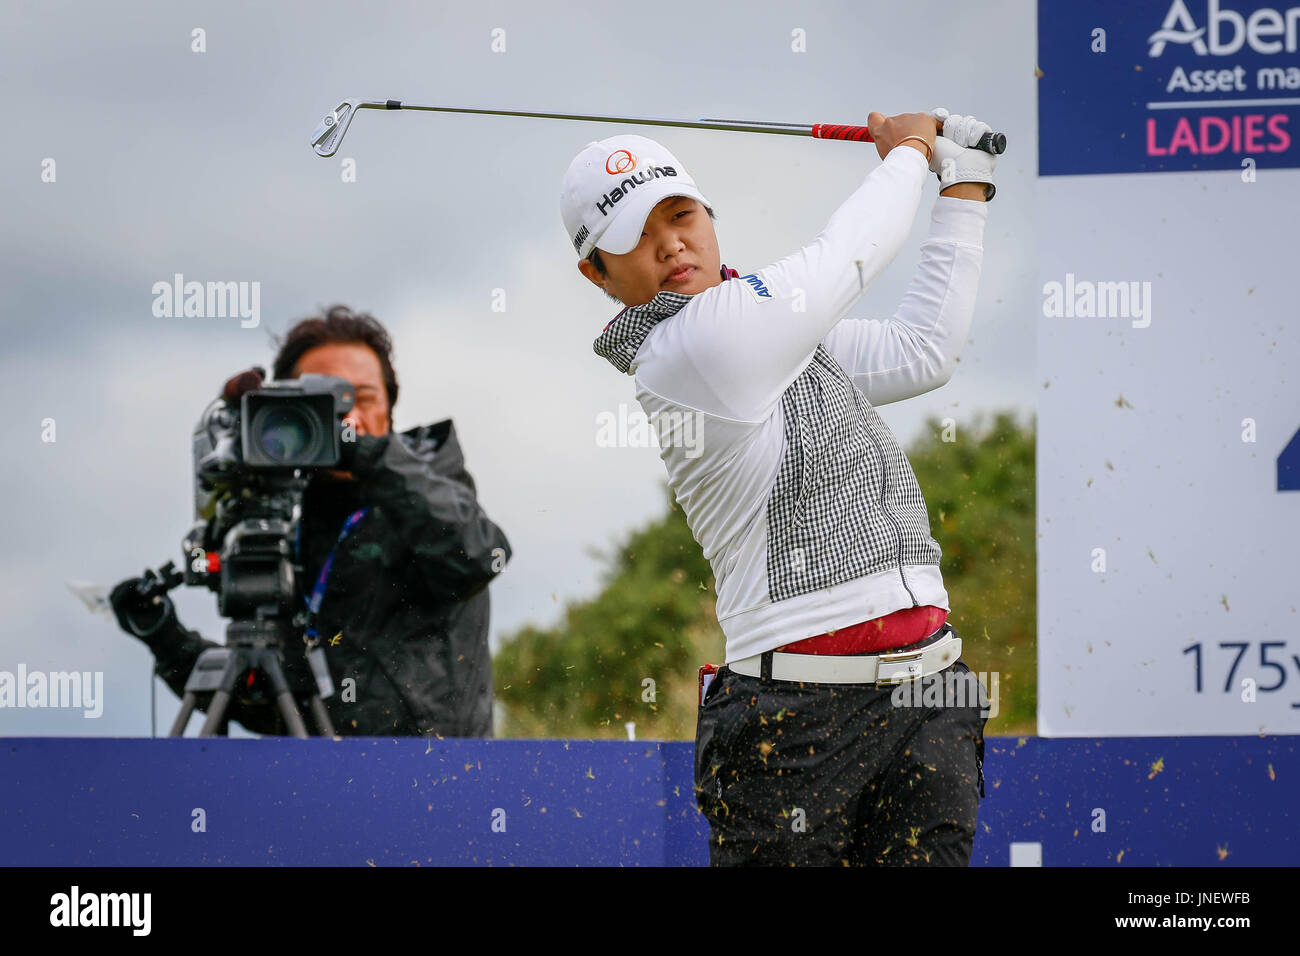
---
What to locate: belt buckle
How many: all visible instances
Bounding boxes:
[874,648,925,686]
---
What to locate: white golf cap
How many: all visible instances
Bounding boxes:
[560,134,712,260]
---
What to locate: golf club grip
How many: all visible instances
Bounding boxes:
[811,124,1007,154]
[810,123,874,143]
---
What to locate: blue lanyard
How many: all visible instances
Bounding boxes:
[302,507,369,642]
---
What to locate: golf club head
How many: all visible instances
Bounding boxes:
[311,99,361,157]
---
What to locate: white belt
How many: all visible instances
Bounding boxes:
[727,632,961,685]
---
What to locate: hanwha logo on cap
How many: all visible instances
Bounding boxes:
[606,150,637,175]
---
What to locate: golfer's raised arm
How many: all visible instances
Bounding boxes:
[782,145,932,324]
[662,146,930,421]
[821,194,988,406]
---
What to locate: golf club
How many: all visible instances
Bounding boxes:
[309,98,1008,158]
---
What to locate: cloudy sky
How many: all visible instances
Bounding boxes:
[0,0,1038,735]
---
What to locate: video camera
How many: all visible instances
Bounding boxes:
[184,373,357,618]
[115,372,358,737]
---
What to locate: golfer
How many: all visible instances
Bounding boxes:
[560,109,997,865]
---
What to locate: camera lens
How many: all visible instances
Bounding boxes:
[252,406,320,464]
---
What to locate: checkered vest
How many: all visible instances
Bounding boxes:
[594,283,941,606]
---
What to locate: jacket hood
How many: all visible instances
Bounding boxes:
[397,419,475,492]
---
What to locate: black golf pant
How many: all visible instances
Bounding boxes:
[694,630,987,866]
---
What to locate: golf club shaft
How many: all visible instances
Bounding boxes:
[311,98,1007,156]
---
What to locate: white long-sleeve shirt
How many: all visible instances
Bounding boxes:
[593,146,988,663]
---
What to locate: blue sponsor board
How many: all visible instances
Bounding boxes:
[2,737,1298,865]
[1039,0,1300,174]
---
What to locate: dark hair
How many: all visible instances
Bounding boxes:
[272,305,399,425]
[587,204,717,297]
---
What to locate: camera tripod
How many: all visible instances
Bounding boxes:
[169,617,335,738]
[128,559,336,738]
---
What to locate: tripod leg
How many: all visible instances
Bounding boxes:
[262,655,310,738]
[274,693,310,738]
[308,696,336,736]
[199,690,234,737]
[169,693,199,737]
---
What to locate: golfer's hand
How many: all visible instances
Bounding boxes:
[925,107,993,200]
[866,111,940,162]
[931,108,992,150]
[929,108,998,201]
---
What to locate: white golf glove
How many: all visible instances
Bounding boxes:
[929,107,998,200]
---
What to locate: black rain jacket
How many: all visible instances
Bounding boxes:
[150,419,512,736]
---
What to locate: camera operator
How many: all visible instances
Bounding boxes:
[110,305,513,737]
